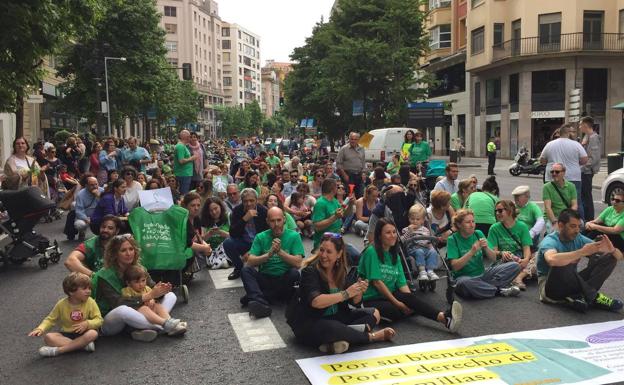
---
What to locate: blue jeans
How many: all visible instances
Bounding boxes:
[409,248,438,271]
[571,180,584,220]
[241,266,300,306]
[455,262,521,299]
[177,176,192,195]
[222,237,252,270]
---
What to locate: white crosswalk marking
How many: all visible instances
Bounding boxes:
[228,312,286,352]
[208,268,243,289]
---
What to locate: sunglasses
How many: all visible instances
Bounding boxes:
[550,170,562,175]
[114,233,133,240]
[612,198,623,204]
[323,232,343,239]
[495,208,505,214]
[337,186,345,189]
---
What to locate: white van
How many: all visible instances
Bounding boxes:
[360,127,415,163]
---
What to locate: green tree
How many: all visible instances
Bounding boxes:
[0,0,100,136]
[246,100,264,134]
[216,105,250,137]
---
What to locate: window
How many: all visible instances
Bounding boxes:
[493,23,504,47]
[222,40,231,49]
[474,82,481,116]
[620,10,624,35]
[167,58,178,67]
[532,69,565,111]
[485,77,501,114]
[471,0,484,7]
[471,26,485,55]
[430,25,451,49]
[429,0,451,9]
[165,41,177,52]
[164,6,176,17]
[509,73,519,112]
[165,23,177,34]
[222,27,230,37]
[223,77,232,86]
[223,52,231,62]
[538,13,561,51]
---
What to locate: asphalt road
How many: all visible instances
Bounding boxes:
[0,161,620,385]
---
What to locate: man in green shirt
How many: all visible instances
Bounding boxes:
[312,178,344,250]
[486,137,497,176]
[543,163,577,229]
[266,150,281,168]
[241,207,305,318]
[174,129,198,195]
[512,185,545,248]
[64,215,121,276]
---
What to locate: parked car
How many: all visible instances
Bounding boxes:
[601,167,624,204]
[360,127,414,163]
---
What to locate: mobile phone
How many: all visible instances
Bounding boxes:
[595,235,604,242]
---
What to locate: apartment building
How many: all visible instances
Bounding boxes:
[422,0,470,155]
[261,68,279,117]
[158,0,225,138]
[466,0,624,157]
[221,23,262,107]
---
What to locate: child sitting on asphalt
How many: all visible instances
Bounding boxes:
[121,265,183,331]
[401,204,440,281]
[28,272,102,357]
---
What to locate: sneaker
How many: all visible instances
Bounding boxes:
[445,301,463,333]
[248,300,272,319]
[167,323,187,336]
[417,270,429,281]
[162,318,181,333]
[593,292,624,312]
[38,346,59,357]
[319,341,350,354]
[499,286,521,297]
[131,329,158,342]
[565,295,589,313]
[427,270,440,281]
[84,342,95,352]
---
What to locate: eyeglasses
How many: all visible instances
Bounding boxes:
[612,198,623,204]
[495,208,505,214]
[337,186,345,189]
[323,232,342,239]
[550,170,562,175]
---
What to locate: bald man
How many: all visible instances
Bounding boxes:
[174,130,198,194]
[240,207,305,318]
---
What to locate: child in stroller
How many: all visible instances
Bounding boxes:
[401,204,440,282]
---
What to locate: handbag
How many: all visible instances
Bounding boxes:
[58,185,77,210]
[208,243,231,269]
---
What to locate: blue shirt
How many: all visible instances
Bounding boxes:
[536,231,593,277]
[98,150,117,171]
[120,146,151,172]
[75,187,104,221]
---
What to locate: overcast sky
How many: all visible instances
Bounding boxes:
[218,0,335,64]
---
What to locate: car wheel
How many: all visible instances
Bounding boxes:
[606,182,624,205]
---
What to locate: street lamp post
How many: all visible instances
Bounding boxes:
[104,56,126,136]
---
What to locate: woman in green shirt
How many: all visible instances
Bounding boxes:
[450,179,476,211]
[358,218,462,332]
[401,130,415,161]
[386,153,402,175]
[465,176,500,236]
[237,170,262,197]
[407,130,431,173]
[585,191,624,250]
[201,197,230,249]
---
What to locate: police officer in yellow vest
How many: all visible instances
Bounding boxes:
[487,137,497,176]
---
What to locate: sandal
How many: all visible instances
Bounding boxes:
[513,281,527,291]
[369,327,396,342]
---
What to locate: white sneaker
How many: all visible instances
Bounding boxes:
[427,270,440,280]
[445,301,463,333]
[38,346,59,357]
[499,286,521,297]
[167,323,187,336]
[319,341,349,354]
[417,270,429,281]
[84,342,95,352]
[131,329,158,342]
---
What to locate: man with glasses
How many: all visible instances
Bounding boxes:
[540,123,588,219]
[537,209,623,312]
[336,132,366,198]
[225,184,241,214]
[64,215,121,276]
[73,175,103,241]
[543,163,578,232]
[240,207,304,318]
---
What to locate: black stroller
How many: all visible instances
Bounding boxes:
[0,187,62,269]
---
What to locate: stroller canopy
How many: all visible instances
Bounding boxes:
[0,187,55,219]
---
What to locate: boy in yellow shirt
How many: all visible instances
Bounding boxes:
[28,272,102,357]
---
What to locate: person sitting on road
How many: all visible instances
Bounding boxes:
[121,265,174,332]
[512,185,545,249]
[584,191,624,251]
[465,176,500,236]
[28,272,102,357]
[312,178,345,251]
[73,175,104,241]
[289,192,314,238]
[287,232,395,354]
[121,166,143,211]
[433,162,459,194]
[543,163,577,233]
[224,183,241,214]
[240,207,304,319]
[92,235,187,342]
[537,209,623,312]
[90,179,129,235]
[64,215,121,276]
[447,209,522,299]
[265,193,298,231]
[222,188,269,280]
[401,204,440,282]
[358,218,462,332]
[488,200,534,290]
[450,179,475,211]
[353,185,379,237]
[281,169,297,198]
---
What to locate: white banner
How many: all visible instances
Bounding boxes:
[297,320,624,385]
[138,187,174,212]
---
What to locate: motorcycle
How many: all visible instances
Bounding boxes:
[508,146,546,177]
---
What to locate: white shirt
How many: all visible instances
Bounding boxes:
[123,180,143,210]
[433,177,459,194]
[541,138,587,182]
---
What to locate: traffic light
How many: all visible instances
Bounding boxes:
[182,63,192,81]
[279,97,284,107]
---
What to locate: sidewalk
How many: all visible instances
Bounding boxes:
[432,155,608,190]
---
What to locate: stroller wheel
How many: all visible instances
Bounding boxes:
[38,257,48,269]
[428,281,437,292]
[418,281,427,292]
[181,285,189,304]
[50,252,61,264]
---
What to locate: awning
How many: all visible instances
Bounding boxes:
[612,102,624,110]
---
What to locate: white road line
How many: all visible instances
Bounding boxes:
[208,268,243,289]
[228,312,286,352]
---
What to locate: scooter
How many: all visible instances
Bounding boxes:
[509,146,546,176]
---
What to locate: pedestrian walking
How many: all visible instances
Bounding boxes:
[580,117,601,220]
[486,137,497,176]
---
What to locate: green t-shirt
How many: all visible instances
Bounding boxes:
[249,229,305,277]
[408,141,431,166]
[450,192,465,211]
[386,161,400,175]
[174,142,193,177]
[285,212,297,231]
[487,221,532,256]
[598,206,624,240]
[447,230,486,278]
[358,246,407,301]
[266,155,281,167]
[237,182,262,197]
[542,181,576,219]
[517,201,543,229]
[203,218,230,249]
[82,236,104,272]
[465,192,499,224]
[312,196,342,249]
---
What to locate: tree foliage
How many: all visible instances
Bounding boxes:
[284,0,430,136]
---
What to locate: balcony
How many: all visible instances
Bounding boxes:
[492,32,624,62]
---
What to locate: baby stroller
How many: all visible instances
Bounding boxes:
[0,187,62,269]
[424,159,447,191]
[128,206,194,303]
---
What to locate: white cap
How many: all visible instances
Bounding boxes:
[512,185,530,196]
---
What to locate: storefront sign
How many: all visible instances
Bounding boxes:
[531,110,565,119]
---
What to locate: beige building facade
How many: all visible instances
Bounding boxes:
[466,0,624,157]
[261,68,279,117]
[221,23,262,108]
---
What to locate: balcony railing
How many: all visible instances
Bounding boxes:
[492,32,624,62]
